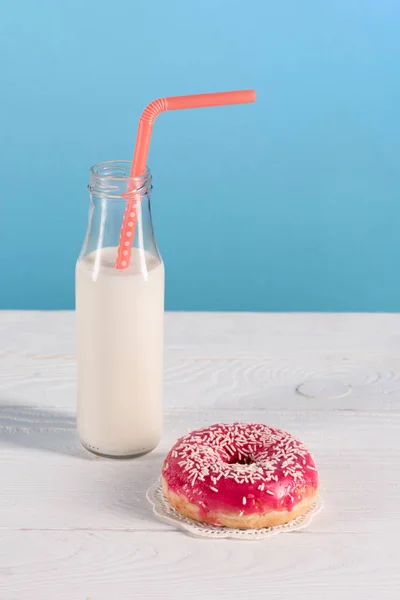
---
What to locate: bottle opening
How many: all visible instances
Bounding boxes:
[89,160,151,199]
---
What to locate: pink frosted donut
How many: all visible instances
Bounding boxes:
[162,423,319,529]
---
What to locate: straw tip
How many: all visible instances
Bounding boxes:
[249,89,256,102]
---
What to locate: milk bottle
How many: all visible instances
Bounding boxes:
[76,161,164,457]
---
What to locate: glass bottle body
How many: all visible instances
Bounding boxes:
[76,161,164,457]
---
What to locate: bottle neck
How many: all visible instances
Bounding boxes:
[89,160,152,199]
[79,161,160,265]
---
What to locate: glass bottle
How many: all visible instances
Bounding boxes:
[76,160,164,457]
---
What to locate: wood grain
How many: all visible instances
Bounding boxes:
[1,311,400,599]
[2,348,400,411]
[0,530,399,600]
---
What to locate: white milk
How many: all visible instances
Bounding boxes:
[76,247,164,457]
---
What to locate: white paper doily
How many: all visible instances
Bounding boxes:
[147,479,323,540]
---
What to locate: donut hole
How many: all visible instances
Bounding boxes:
[234,456,253,465]
[226,451,254,466]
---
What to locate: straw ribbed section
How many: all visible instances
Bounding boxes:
[140,98,169,125]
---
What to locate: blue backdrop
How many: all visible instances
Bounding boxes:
[1,1,399,311]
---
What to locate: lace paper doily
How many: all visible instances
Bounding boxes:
[147,479,322,540]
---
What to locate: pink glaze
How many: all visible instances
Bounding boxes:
[162,423,318,521]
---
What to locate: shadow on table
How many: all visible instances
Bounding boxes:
[0,401,166,525]
[0,402,87,458]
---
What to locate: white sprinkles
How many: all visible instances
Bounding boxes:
[164,423,316,503]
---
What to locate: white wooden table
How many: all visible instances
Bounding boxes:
[0,312,399,599]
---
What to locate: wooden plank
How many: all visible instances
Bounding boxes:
[0,410,399,535]
[1,352,400,411]
[1,311,400,358]
[165,311,400,356]
[0,529,398,600]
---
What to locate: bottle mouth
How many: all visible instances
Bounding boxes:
[89,160,152,199]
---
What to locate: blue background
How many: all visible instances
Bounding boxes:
[1,1,399,311]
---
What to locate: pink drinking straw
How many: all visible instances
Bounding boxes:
[116,89,256,269]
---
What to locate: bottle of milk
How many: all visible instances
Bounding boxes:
[76,161,164,457]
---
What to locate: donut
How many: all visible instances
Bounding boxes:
[162,423,318,529]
